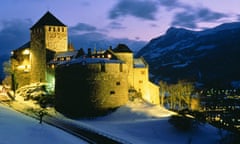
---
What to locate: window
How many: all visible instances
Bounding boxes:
[139,80,143,84]
[62,27,64,32]
[101,62,105,72]
[119,63,123,72]
[66,56,71,61]
[116,82,120,86]
[49,27,51,31]
[110,91,115,95]
[141,70,145,75]
[58,27,60,32]
[53,27,55,32]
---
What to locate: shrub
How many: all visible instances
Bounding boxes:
[168,115,199,131]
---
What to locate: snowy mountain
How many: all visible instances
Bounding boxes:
[137,22,240,88]
[70,32,146,52]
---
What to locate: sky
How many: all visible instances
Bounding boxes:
[0,0,240,55]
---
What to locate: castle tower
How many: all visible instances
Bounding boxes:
[30,11,67,83]
[112,44,134,87]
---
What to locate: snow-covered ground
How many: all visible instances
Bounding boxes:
[1,93,222,144]
[66,99,221,144]
[0,103,87,144]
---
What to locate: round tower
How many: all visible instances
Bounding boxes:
[55,58,129,117]
[112,44,134,87]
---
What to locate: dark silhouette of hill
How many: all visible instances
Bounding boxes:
[137,22,240,89]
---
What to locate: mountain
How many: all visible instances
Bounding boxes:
[70,32,146,53]
[137,22,240,88]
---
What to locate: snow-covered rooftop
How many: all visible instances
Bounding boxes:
[134,58,146,68]
[59,57,124,66]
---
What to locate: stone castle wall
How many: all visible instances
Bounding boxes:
[44,26,68,52]
[114,53,134,87]
[30,28,46,83]
[55,61,128,117]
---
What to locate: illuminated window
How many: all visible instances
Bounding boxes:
[22,49,30,55]
[66,56,71,61]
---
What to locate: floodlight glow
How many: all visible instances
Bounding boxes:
[22,49,30,55]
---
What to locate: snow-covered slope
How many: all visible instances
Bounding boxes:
[0,96,226,144]
[137,22,240,88]
[70,100,221,144]
[0,104,86,144]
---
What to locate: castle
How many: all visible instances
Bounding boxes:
[11,12,159,116]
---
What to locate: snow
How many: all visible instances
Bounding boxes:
[196,45,216,51]
[1,94,222,144]
[0,103,87,144]
[172,61,191,68]
[67,100,220,144]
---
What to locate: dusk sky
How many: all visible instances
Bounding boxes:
[0,0,240,55]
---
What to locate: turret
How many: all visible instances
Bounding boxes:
[113,44,134,87]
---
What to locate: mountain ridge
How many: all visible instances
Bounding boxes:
[137,22,240,88]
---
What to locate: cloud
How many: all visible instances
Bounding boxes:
[237,15,240,21]
[157,0,188,10]
[0,19,31,55]
[109,0,158,20]
[108,21,126,29]
[69,23,97,34]
[171,7,227,29]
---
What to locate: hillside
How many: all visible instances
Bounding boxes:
[0,91,225,144]
[0,103,86,144]
[137,22,240,88]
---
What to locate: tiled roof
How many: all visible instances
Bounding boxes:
[14,41,30,51]
[31,11,66,30]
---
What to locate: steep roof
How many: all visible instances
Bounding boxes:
[14,41,30,51]
[31,11,66,30]
[112,44,132,53]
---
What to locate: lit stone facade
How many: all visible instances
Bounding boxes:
[11,12,160,117]
[11,11,68,86]
[55,58,128,116]
[44,26,68,52]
